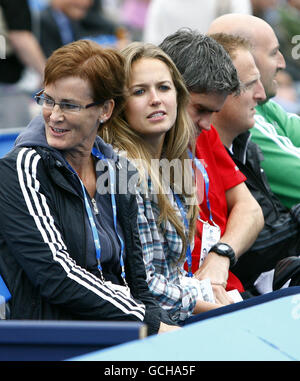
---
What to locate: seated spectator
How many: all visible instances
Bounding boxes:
[38,0,93,57]
[37,0,126,58]
[210,32,300,293]
[0,39,178,334]
[0,0,46,128]
[159,29,264,301]
[100,41,230,324]
[208,13,300,210]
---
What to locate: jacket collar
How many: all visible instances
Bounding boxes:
[231,131,251,164]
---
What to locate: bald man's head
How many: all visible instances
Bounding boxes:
[208,14,268,43]
[208,14,286,101]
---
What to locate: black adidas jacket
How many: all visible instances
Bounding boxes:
[0,115,176,334]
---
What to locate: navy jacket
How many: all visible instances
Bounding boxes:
[229,132,300,289]
[0,115,176,334]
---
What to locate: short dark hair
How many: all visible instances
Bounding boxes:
[159,28,240,95]
[44,39,125,119]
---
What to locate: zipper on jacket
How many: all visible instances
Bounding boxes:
[91,198,99,214]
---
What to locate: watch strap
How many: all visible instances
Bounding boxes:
[209,243,237,268]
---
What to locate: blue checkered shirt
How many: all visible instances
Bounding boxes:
[136,178,198,322]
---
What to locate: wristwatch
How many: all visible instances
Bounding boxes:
[208,243,237,268]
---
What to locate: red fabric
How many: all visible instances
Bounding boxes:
[186,126,246,292]
[192,234,244,291]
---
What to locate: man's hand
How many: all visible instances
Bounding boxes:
[211,284,234,305]
[194,252,233,304]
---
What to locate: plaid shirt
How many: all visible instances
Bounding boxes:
[136,178,198,322]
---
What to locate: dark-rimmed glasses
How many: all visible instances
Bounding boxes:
[34,90,101,113]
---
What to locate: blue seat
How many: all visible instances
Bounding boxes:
[0,320,146,361]
[0,130,19,158]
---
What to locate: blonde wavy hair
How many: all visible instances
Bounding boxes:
[100,42,199,259]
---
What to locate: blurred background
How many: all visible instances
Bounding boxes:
[0,0,299,134]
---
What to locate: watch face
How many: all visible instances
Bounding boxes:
[218,244,229,252]
[211,243,236,268]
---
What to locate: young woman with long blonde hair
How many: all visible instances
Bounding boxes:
[101,42,224,323]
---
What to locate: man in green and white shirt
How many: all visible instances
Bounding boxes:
[253,100,300,209]
[209,13,300,209]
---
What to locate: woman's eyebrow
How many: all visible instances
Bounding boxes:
[43,91,78,103]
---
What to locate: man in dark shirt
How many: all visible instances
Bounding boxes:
[211,33,300,293]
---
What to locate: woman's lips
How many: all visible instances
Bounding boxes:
[49,125,69,135]
[147,111,166,121]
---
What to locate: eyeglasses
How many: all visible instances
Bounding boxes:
[34,90,101,113]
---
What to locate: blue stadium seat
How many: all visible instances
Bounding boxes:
[0,129,20,158]
[0,320,146,361]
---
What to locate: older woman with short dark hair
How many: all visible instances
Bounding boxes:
[0,40,178,334]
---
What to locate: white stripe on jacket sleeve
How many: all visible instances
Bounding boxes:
[16,147,145,320]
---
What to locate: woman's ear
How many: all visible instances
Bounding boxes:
[100,99,115,123]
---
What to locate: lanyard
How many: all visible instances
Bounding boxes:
[0,275,11,303]
[91,148,127,286]
[173,193,193,278]
[188,150,214,224]
[67,148,127,287]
